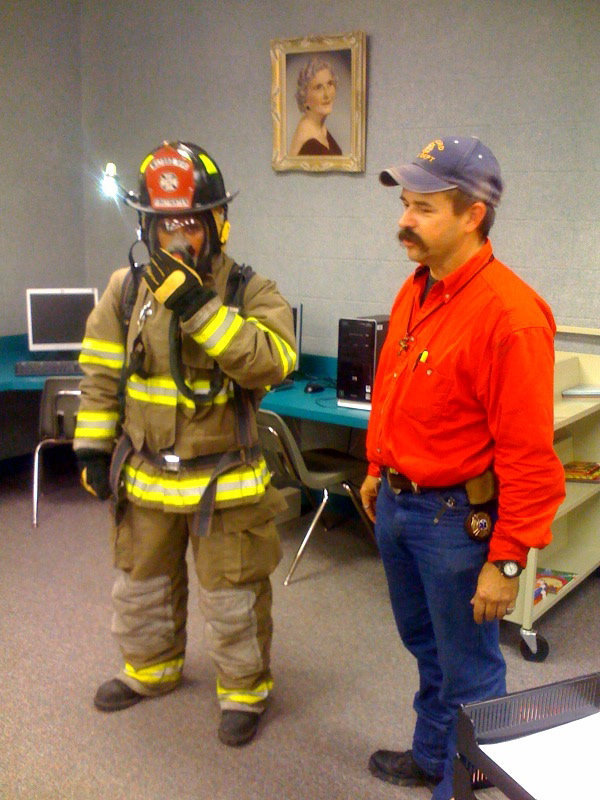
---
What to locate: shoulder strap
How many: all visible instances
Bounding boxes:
[117,267,144,425]
[224,262,255,309]
[224,262,256,447]
[120,267,142,337]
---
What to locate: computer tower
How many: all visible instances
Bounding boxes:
[336,315,390,409]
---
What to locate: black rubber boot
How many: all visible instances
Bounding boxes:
[368,749,442,788]
[94,678,145,712]
[217,710,261,746]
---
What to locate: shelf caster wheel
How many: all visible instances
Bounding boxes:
[519,630,549,662]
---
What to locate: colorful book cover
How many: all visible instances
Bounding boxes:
[563,460,600,482]
[534,568,577,604]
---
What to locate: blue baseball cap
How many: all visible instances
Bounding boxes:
[380,136,503,207]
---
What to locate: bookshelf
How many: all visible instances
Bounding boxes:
[508,351,600,661]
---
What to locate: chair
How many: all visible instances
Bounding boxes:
[32,376,82,527]
[256,409,374,585]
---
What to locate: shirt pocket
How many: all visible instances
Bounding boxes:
[398,361,453,424]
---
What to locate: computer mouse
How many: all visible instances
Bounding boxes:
[304,382,325,394]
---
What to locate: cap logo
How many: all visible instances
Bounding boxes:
[417,139,444,163]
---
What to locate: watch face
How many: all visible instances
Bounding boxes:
[503,561,520,577]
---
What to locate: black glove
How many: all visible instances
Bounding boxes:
[76,449,112,500]
[144,249,217,319]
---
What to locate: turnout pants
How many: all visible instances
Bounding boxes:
[109,485,284,712]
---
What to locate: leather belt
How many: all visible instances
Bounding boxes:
[384,467,452,494]
[383,467,496,504]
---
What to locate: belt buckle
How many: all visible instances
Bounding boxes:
[162,453,181,472]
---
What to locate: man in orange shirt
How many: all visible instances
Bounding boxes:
[360,136,565,800]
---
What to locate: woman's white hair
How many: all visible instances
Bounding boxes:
[295,56,337,113]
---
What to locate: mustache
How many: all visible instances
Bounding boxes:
[398,228,424,247]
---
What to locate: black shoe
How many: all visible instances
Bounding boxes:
[368,749,442,788]
[218,710,261,747]
[94,678,145,712]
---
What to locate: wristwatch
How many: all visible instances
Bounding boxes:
[492,560,523,578]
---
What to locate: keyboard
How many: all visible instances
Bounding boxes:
[15,360,84,377]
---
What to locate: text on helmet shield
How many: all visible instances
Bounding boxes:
[145,144,194,211]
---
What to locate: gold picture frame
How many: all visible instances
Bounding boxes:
[270,31,366,172]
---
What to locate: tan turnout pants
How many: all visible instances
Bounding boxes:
[109,485,284,712]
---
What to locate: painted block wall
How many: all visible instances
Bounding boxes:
[1,1,598,359]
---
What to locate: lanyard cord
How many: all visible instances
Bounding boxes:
[398,254,495,354]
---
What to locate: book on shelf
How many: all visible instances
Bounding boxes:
[563,460,600,482]
[534,568,577,605]
[562,384,600,398]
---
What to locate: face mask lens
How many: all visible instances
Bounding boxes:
[158,217,203,236]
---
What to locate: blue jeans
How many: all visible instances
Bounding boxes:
[374,477,506,800]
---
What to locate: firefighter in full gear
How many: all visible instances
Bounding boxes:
[74,141,296,746]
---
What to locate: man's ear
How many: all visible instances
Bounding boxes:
[464,201,487,233]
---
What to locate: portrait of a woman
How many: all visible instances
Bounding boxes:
[289,56,342,157]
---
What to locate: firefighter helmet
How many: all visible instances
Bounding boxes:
[127,141,236,268]
[127,141,237,215]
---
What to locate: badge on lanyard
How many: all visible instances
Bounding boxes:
[464,510,493,542]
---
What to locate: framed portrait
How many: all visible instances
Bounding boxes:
[270,31,366,173]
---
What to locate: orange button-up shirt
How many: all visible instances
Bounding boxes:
[366,240,565,564]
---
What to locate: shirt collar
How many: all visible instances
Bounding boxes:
[413,239,494,298]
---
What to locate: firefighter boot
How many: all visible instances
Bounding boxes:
[94,678,145,711]
[218,710,261,746]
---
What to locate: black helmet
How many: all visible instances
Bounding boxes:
[127,141,237,269]
[126,141,236,214]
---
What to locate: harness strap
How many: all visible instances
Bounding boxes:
[109,434,134,497]
[109,433,135,525]
[109,432,261,536]
[190,444,262,537]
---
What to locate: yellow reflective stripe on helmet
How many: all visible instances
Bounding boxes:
[124,656,184,685]
[123,459,270,508]
[216,677,273,705]
[139,153,154,174]
[246,316,296,376]
[79,337,125,370]
[127,374,233,409]
[192,306,244,357]
[198,153,218,175]
[74,410,119,439]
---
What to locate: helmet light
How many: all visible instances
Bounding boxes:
[101,162,120,199]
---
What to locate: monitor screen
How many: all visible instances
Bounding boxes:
[26,288,98,352]
[292,303,302,371]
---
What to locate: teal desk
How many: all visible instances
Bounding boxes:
[0,334,48,391]
[261,379,369,430]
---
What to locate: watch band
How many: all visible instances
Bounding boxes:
[492,560,523,578]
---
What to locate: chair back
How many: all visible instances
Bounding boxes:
[256,409,311,486]
[38,376,82,440]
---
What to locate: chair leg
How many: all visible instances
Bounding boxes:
[32,441,44,528]
[283,489,329,586]
[341,480,376,544]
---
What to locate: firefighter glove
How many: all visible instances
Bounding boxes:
[144,248,217,319]
[76,449,112,500]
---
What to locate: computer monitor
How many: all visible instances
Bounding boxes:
[26,288,98,352]
[292,303,302,372]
